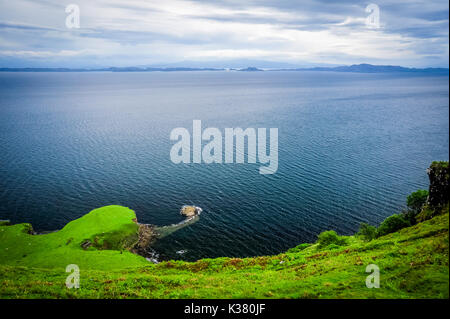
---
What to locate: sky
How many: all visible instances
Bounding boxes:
[0,0,448,68]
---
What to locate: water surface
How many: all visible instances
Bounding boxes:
[0,71,448,260]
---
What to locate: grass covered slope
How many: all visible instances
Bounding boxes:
[0,206,148,270]
[0,208,448,299]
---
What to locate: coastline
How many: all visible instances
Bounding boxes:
[0,162,448,298]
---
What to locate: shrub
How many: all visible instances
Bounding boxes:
[407,189,429,213]
[317,230,347,248]
[416,203,449,223]
[287,243,311,253]
[326,244,343,250]
[376,214,410,237]
[357,223,377,241]
[404,190,429,224]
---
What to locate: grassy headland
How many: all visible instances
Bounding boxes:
[0,162,448,299]
[0,206,148,270]
[0,206,448,298]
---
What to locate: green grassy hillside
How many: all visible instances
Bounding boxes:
[0,205,448,299]
[0,206,148,270]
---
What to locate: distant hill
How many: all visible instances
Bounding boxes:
[279,63,449,74]
[0,63,448,74]
[0,67,224,72]
[237,67,263,72]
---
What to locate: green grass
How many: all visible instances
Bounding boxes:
[0,205,148,271]
[0,206,448,299]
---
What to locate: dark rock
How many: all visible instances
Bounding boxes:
[131,224,157,257]
[426,161,449,208]
[81,239,92,250]
[0,220,11,226]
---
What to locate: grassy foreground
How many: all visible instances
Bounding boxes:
[0,205,448,298]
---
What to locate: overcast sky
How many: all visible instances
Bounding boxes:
[0,0,448,68]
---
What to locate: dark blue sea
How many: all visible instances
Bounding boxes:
[0,71,448,261]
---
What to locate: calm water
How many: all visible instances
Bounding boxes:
[0,71,448,261]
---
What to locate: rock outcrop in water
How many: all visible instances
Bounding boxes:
[131,223,157,256]
[180,205,203,217]
[132,205,202,260]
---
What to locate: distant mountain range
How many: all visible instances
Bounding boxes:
[0,67,224,72]
[281,63,449,74]
[0,64,448,74]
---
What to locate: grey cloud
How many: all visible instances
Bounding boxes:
[0,0,448,67]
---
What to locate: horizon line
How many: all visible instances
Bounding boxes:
[1,63,449,72]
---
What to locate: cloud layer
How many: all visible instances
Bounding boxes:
[0,0,448,67]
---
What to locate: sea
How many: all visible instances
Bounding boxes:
[0,71,448,261]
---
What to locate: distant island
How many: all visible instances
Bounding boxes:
[0,67,225,72]
[237,67,264,72]
[279,63,449,74]
[1,64,448,74]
